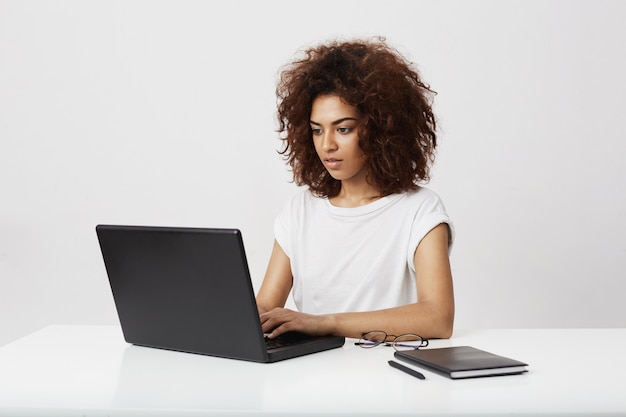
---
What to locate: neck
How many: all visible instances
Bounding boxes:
[329,180,382,208]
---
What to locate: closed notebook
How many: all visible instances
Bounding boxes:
[394,346,528,379]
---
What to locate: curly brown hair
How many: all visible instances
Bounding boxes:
[276,37,438,198]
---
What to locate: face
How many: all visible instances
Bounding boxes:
[310,95,367,183]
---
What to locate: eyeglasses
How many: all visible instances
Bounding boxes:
[355,330,429,351]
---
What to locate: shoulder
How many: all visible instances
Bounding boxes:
[404,187,454,249]
[285,188,325,208]
[278,188,326,218]
[281,189,310,208]
[400,186,447,209]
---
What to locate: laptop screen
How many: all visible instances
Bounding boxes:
[96,225,269,361]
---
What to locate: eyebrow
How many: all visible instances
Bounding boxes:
[310,117,359,126]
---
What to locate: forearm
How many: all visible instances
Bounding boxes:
[325,301,454,340]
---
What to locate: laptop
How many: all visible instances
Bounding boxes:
[96,224,345,362]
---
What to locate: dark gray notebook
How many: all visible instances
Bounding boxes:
[96,224,344,363]
[394,346,528,379]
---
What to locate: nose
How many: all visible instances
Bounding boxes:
[319,131,338,152]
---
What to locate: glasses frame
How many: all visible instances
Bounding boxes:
[355,330,429,351]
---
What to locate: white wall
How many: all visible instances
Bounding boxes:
[1,0,625,346]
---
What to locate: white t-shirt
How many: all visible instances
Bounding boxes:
[274,187,453,314]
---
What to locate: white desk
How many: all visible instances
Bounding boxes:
[0,325,624,416]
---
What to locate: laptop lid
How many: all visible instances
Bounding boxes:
[96,225,344,362]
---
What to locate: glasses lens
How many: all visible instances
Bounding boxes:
[357,331,387,348]
[392,334,428,351]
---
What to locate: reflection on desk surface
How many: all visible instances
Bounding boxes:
[114,344,267,409]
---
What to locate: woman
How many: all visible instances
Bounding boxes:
[257,37,454,341]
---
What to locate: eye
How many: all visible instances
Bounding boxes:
[337,127,353,134]
[310,127,322,135]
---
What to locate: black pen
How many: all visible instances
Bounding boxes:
[388,360,426,380]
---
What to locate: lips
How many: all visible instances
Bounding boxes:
[324,158,343,170]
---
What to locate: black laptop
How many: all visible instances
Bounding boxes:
[96,224,345,362]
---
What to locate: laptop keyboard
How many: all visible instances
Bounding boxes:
[265,332,311,350]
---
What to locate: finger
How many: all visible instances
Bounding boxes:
[260,310,288,334]
[266,321,294,339]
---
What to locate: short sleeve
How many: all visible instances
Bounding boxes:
[274,204,292,259]
[406,190,454,273]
